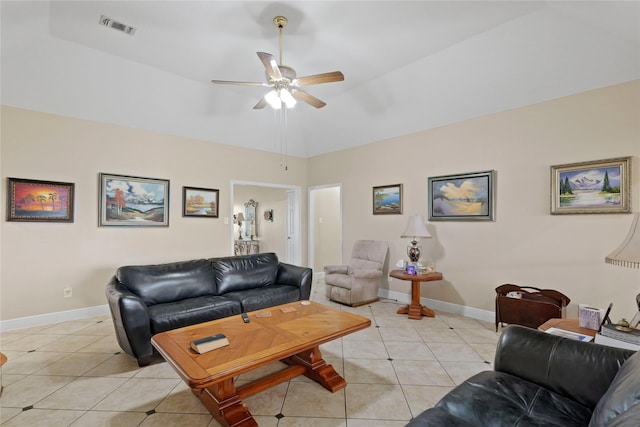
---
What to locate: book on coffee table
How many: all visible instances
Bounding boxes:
[544,327,593,342]
[190,334,229,354]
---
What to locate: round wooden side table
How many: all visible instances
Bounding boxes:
[390,270,444,320]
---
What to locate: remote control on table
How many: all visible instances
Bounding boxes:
[241,313,250,323]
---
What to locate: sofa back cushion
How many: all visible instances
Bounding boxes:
[589,350,640,427]
[213,253,279,294]
[116,259,216,306]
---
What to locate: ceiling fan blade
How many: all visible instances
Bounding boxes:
[253,97,268,109]
[257,52,282,80]
[211,80,268,87]
[292,89,326,109]
[294,71,344,86]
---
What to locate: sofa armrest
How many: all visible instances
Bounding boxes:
[495,325,634,409]
[105,277,153,364]
[277,262,313,300]
[351,269,383,279]
[324,265,348,275]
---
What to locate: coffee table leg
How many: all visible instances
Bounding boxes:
[283,346,346,392]
[195,378,258,427]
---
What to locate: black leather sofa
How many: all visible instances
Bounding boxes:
[407,325,639,427]
[105,253,312,366]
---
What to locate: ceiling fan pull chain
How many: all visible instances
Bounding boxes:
[279,23,283,66]
[283,106,288,171]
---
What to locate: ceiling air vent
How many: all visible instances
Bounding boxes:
[99,15,136,35]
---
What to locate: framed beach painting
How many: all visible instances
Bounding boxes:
[373,184,403,215]
[7,178,74,222]
[550,157,631,215]
[99,173,170,226]
[428,170,495,221]
[183,186,219,218]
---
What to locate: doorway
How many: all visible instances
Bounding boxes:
[231,180,301,265]
[308,184,342,278]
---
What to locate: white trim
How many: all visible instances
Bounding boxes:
[379,289,495,323]
[0,305,110,333]
[313,271,325,282]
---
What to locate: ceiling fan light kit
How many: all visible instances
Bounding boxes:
[211,15,344,110]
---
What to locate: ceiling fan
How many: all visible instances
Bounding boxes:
[211,16,344,109]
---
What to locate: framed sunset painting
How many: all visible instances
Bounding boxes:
[7,178,75,222]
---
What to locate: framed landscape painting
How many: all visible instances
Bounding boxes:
[7,178,74,222]
[428,170,495,221]
[99,173,169,226]
[550,157,631,215]
[373,184,403,215]
[183,186,219,218]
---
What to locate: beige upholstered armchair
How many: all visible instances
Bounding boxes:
[324,240,389,306]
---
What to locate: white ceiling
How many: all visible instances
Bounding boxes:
[2,1,639,157]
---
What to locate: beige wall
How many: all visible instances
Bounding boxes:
[308,80,640,319]
[0,106,307,321]
[2,80,639,326]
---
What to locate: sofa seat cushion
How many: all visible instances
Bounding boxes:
[424,371,592,427]
[589,350,640,427]
[148,296,241,333]
[223,285,301,312]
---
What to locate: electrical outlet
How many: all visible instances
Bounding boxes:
[224,217,229,225]
[64,286,72,298]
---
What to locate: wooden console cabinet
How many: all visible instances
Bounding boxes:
[495,284,570,332]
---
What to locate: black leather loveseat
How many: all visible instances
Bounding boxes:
[407,325,639,427]
[106,253,312,366]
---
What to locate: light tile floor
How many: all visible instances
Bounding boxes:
[0,280,502,426]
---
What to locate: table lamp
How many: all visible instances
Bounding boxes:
[235,212,245,240]
[401,214,432,263]
[605,213,640,326]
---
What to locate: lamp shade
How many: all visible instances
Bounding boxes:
[605,213,640,269]
[401,214,431,239]
[236,212,245,223]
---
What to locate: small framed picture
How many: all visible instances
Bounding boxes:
[373,184,403,215]
[183,186,219,218]
[550,157,631,214]
[7,178,75,222]
[428,170,495,221]
[99,173,169,226]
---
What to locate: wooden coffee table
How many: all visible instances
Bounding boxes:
[151,301,371,427]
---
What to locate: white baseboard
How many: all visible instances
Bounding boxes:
[0,305,110,333]
[313,271,325,281]
[379,289,495,324]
